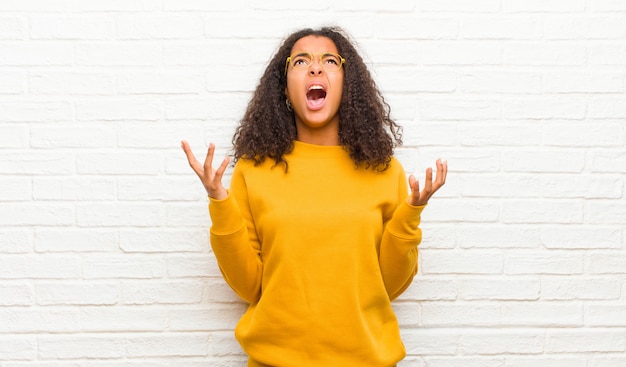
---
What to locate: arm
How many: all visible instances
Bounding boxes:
[181,141,262,303]
[379,159,447,300]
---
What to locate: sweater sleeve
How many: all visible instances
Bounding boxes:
[208,162,262,304]
[379,167,426,301]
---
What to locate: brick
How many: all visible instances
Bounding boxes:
[587,253,626,274]
[507,357,587,367]
[424,357,504,367]
[76,152,162,175]
[541,227,622,249]
[590,356,626,367]
[73,0,161,11]
[0,100,72,122]
[501,302,582,326]
[592,151,626,173]
[400,277,458,301]
[79,307,168,331]
[82,255,166,279]
[461,17,542,39]
[546,330,625,353]
[0,283,34,306]
[0,204,74,226]
[0,336,36,360]
[120,280,206,305]
[503,97,587,119]
[125,333,209,357]
[29,72,115,95]
[459,278,539,300]
[119,229,207,252]
[416,0,501,12]
[0,0,70,11]
[0,70,25,93]
[36,282,118,305]
[0,308,80,333]
[460,174,540,198]
[76,43,161,66]
[505,252,584,275]
[545,16,626,40]
[0,151,75,175]
[459,71,542,94]
[0,229,33,254]
[0,44,73,66]
[419,98,501,120]
[169,304,246,331]
[544,122,624,147]
[504,43,585,65]
[30,16,114,40]
[402,329,459,355]
[541,175,622,199]
[503,0,585,12]
[502,150,585,173]
[458,226,540,249]
[421,250,504,274]
[501,200,583,224]
[76,97,162,121]
[459,330,544,354]
[117,71,204,94]
[377,69,457,93]
[0,255,81,279]
[589,97,626,118]
[592,0,626,11]
[0,177,31,201]
[33,177,116,201]
[0,17,26,40]
[585,201,626,225]
[375,16,458,39]
[163,0,245,11]
[589,43,626,65]
[392,302,421,327]
[545,72,624,93]
[586,305,626,326]
[38,335,125,359]
[0,125,26,147]
[166,255,219,278]
[420,41,502,65]
[35,228,118,252]
[117,15,203,40]
[30,126,117,148]
[541,277,621,300]
[422,303,501,326]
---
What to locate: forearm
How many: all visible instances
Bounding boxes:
[209,195,263,303]
[379,201,425,300]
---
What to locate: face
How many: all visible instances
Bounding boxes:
[285,35,344,142]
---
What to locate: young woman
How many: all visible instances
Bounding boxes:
[182,26,447,367]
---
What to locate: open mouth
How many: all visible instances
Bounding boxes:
[306,85,327,110]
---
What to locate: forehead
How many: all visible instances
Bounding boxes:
[290,35,338,54]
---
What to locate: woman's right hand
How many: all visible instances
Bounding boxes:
[181,140,230,200]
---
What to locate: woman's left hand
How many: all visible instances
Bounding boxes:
[408,159,448,206]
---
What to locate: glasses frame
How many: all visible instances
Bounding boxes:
[284,52,346,75]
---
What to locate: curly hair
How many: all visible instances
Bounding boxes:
[232,26,403,172]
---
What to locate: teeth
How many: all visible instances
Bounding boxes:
[308,85,324,91]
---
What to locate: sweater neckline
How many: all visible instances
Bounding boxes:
[291,140,347,159]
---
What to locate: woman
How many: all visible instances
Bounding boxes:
[182,26,447,367]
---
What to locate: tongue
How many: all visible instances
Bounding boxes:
[306,90,326,110]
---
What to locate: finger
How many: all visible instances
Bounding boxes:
[181,140,203,174]
[214,155,231,182]
[203,143,216,172]
[423,167,433,196]
[408,174,420,205]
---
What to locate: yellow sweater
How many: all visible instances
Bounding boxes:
[208,140,425,367]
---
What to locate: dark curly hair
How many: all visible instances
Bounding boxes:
[232,26,403,172]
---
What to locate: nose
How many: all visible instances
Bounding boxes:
[309,60,323,75]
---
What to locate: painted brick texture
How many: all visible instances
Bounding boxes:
[0,1,625,366]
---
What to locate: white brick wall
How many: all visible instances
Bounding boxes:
[1,1,625,365]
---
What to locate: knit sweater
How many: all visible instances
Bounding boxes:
[208,140,425,367]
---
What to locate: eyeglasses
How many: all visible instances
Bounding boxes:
[284,52,346,75]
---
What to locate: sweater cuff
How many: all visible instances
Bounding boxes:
[386,201,426,237]
[208,193,245,235]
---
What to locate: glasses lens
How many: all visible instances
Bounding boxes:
[291,53,313,69]
[321,53,342,71]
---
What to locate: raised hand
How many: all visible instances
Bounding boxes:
[181,140,230,200]
[408,159,448,206]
